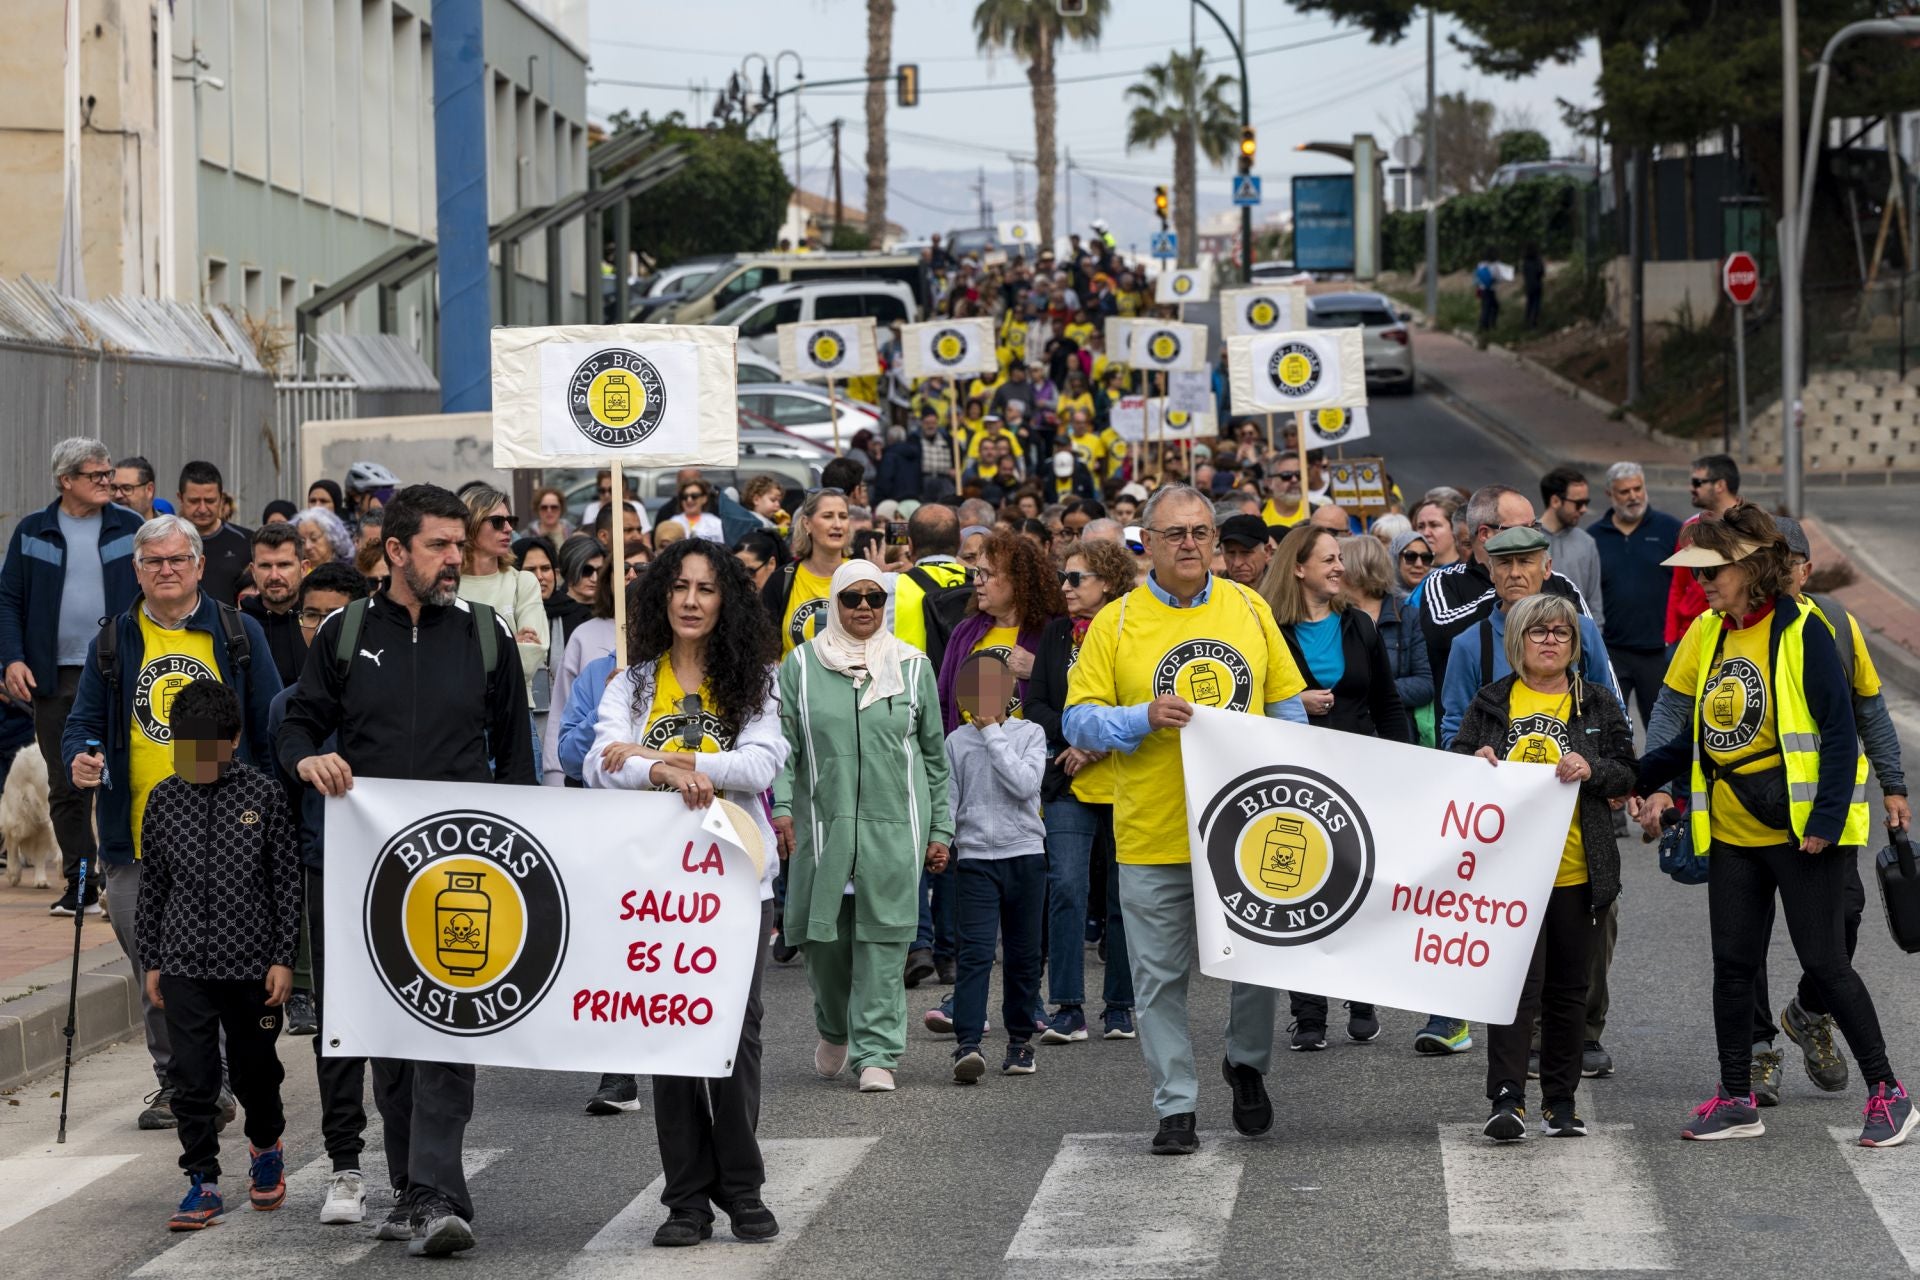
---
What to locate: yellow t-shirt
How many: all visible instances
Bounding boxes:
[972,624,1025,719]
[642,657,730,789]
[1058,391,1095,422]
[912,386,955,423]
[1065,625,1116,804]
[968,372,1006,402]
[1098,428,1129,473]
[966,428,1025,463]
[782,563,833,657]
[1067,581,1305,864]
[1665,616,1786,847]
[1063,322,1095,348]
[894,560,969,656]
[1503,681,1587,887]
[129,610,221,859]
[1810,603,1882,698]
[1263,497,1314,528]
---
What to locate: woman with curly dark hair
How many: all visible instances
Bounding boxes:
[935,528,1067,732]
[583,538,789,1246]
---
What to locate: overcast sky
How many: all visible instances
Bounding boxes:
[584,1,1602,238]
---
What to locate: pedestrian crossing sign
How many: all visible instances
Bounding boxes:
[1150,230,1177,259]
[1233,175,1262,206]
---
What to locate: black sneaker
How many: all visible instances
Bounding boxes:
[1484,1093,1528,1142]
[771,938,800,964]
[1288,1020,1328,1052]
[652,1210,712,1247]
[1345,1002,1380,1043]
[1221,1057,1273,1137]
[137,1086,179,1130]
[1752,1048,1783,1108]
[374,1200,416,1242]
[934,956,957,985]
[1151,1111,1199,1156]
[49,888,79,917]
[408,1197,475,1257]
[284,991,318,1037]
[1541,1099,1588,1137]
[903,948,935,989]
[952,1045,987,1084]
[586,1073,641,1115]
[1002,1043,1036,1075]
[1581,1040,1615,1079]
[721,1198,779,1242]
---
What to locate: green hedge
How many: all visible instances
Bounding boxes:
[1383,177,1585,274]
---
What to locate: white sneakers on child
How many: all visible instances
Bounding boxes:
[319,1170,366,1225]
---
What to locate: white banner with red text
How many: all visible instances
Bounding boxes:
[323,778,763,1076]
[1180,707,1576,1024]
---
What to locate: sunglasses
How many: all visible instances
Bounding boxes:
[680,489,707,501]
[1688,477,1715,488]
[1400,550,1435,565]
[1690,564,1725,582]
[837,589,887,610]
[580,563,604,580]
[1276,471,1300,482]
[483,514,519,533]
[1058,570,1100,588]
[679,693,704,751]
[1561,497,1591,510]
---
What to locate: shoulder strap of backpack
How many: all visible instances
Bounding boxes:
[1810,593,1856,690]
[1479,617,1496,687]
[907,566,937,594]
[469,602,500,677]
[333,598,371,679]
[95,613,120,689]
[215,602,250,673]
[779,562,798,614]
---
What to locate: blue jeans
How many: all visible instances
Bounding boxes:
[1043,796,1133,1010]
[952,854,1046,1049]
[914,863,957,961]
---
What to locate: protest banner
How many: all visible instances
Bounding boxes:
[899,317,998,380]
[1328,457,1391,516]
[1154,266,1212,304]
[1299,404,1372,452]
[1181,708,1575,1024]
[323,779,765,1077]
[997,220,1040,250]
[1219,284,1309,338]
[1129,321,1209,373]
[1103,316,1135,366]
[777,318,879,454]
[1227,328,1368,414]
[1166,369,1215,416]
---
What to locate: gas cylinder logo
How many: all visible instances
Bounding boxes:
[1266,341,1324,398]
[1153,639,1253,711]
[1503,712,1571,765]
[1701,656,1766,753]
[1313,407,1352,440]
[365,810,569,1036]
[1198,766,1374,945]
[133,653,219,743]
[1171,273,1195,296]
[1145,329,1183,364]
[567,348,669,449]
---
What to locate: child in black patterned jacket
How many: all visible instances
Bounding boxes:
[135,679,302,1232]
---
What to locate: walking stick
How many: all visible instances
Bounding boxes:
[57,738,103,1143]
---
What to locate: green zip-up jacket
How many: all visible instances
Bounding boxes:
[773,642,954,945]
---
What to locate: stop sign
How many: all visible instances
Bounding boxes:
[1722,252,1760,306]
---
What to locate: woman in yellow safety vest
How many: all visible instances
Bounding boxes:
[1634,503,1912,1148]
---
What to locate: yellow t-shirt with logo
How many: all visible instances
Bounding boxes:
[1504,682,1587,887]
[968,372,1006,402]
[1098,428,1130,473]
[971,624,1024,719]
[966,428,1025,463]
[1665,617,1785,848]
[129,611,221,858]
[1067,581,1305,864]
[781,564,833,657]
[642,658,730,789]
[1058,390,1095,421]
[1066,428,1106,477]
[1063,322,1095,348]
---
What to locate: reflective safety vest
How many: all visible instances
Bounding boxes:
[1685,601,1870,850]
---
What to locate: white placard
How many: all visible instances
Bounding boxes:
[1103,316,1135,365]
[1166,368,1216,416]
[491,324,740,468]
[1130,320,1209,372]
[1109,394,1147,441]
[776,318,880,382]
[1155,267,1213,304]
[323,779,762,1076]
[998,220,1040,249]
[1220,285,1309,337]
[1299,404,1372,451]
[1181,708,1574,1024]
[1227,328,1368,413]
[1153,400,1213,442]
[900,317,999,379]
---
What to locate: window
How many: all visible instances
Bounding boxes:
[243,268,264,317]
[712,267,772,307]
[278,275,298,324]
[762,393,832,427]
[738,361,780,384]
[1309,305,1396,329]
[739,299,803,337]
[206,259,229,307]
[815,291,907,325]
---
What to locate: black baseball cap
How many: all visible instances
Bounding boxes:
[1219,514,1270,549]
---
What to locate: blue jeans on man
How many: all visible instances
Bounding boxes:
[1043,796,1133,1011]
[951,855,1046,1049]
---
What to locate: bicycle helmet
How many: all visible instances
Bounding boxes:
[345,460,398,493]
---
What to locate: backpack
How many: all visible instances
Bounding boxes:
[909,565,975,670]
[332,598,498,680]
[96,601,251,697]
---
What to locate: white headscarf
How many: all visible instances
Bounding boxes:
[810,559,907,709]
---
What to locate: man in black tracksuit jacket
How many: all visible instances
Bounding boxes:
[277,485,533,1260]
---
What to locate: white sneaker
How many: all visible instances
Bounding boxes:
[814,1038,848,1079]
[857,1067,895,1093]
[319,1169,366,1224]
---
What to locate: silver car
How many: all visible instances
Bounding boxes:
[1307,291,1416,394]
[736,382,885,449]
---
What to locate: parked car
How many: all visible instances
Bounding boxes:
[652,251,928,323]
[737,381,885,448]
[1488,160,1598,189]
[738,350,782,384]
[1307,291,1416,394]
[551,418,830,528]
[1249,260,1306,282]
[707,279,918,360]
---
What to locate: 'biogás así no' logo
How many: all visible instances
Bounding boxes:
[1312,407,1352,441]
[1266,340,1324,399]
[1196,766,1375,945]
[931,327,971,367]
[134,652,219,743]
[1244,295,1282,330]
[567,348,668,449]
[806,330,847,371]
[363,810,569,1035]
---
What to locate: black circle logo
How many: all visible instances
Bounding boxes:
[806,330,847,371]
[1145,329,1183,364]
[1504,713,1571,764]
[1246,296,1282,330]
[133,653,220,743]
[363,810,569,1036]
[1266,341,1324,399]
[1198,766,1375,945]
[1312,407,1352,440]
[788,597,828,647]
[1153,639,1253,711]
[567,349,669,449]
[1703,656,1767,753]
[1171,273,1196,296]
[931,328,971,368]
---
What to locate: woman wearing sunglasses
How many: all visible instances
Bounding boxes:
[585,539,785,1246]
[457,484,549,709]
[772,561,953,1095]
[530,486,572,548]
[1636,503,1912,1147]
[660,480,725,545]
[1389,529,1437,599]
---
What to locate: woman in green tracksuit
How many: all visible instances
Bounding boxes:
[773,559,953,1094]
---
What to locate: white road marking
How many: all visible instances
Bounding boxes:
[1003,1132,1244,1280]
[1831,1126,1920,1271]
[1438,1123,1673,1270]
[133,1147,505,1276]
[565,1136,877,1279]
[0,1153,140,1235]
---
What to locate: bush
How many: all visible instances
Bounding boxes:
[1383,176,1585,274]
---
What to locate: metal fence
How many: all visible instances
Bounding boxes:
[273,333,441,450]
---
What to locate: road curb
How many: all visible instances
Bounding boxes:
[1805,516,1920,707]
[0,956,142,1092]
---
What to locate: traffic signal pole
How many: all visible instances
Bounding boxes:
[1189,0,1252,282]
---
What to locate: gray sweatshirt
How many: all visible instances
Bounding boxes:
[1545,523,1606,629]
[945,718,1048,860]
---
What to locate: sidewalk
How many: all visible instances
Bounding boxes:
[0,878,142,1091]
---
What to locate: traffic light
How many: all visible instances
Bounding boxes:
[1154,184,1169,226]
[896,64,919,108]
[1057,0,1089,15]
[1238,125,1257,175]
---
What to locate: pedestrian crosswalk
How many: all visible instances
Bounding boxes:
[1830,1126,1920,1272]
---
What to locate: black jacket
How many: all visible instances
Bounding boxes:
[1420,559,1589,690]
[1025,615,1081,803]
[1449,672,1637,910]
[277,594,535,787]
[1280,610,1411,743]
[241,594,307,687]
[135,761,302,979]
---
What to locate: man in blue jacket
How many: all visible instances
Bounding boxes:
[0,437,143,914]
[1588,461,1682,729]
[63,514,282,1131]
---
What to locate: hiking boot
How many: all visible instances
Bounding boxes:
[1484,1092,1527,1142]
[1681,1086,1765,1141]
[1751,1049,1783,1108]
[1860,1082,1919,1148]
[138,1086,179,1131]
[1151,1111,1199,1156]
[1222,1057,1273,1137]
[585,1073,641,1115]
[1781,997,1849,1093]
[903,948,935,989]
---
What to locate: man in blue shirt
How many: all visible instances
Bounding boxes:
[1587,461,1681,730]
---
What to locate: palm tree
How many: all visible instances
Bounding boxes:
[973,0,1107,250]
[863,0,893,247]
[1124,49,1238,269]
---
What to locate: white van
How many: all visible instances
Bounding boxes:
[657,251,927,323]
[709,279,919,359]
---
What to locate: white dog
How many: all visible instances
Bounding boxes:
[1,746,58,890]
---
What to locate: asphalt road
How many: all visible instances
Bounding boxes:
[8,391,1920,1279]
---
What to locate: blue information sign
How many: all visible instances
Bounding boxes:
[1291,175,1355,274]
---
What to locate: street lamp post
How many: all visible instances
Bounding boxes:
[1188,0,1252,282]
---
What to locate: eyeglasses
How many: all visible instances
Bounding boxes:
[297,608,331,627]
[73,469,114,485]
[109,482,144,497]
[1059,570,1100,588]
[1524,625,1575,644]
[137,553,196,573]
[1400,550,1435,566]
[581,563,604,580]
[483,514,519,533]
[537,501,561,512]
[1146,525,1215,547]
[1690,564,1725,582]
[597,484,613,496]
[837,589,887,610]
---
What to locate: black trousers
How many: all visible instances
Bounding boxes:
[1751,847,1867,1040]
[1709,841,1893,1094]
[373,1058,476,1220]
[653,900,773,1220]
[1487,883,1594,1105]
[160,975,286,1180]
[305,868,369,1172]
[1608,647,1669,732]
[34,666,95,886]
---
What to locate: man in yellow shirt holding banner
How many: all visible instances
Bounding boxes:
[1064,484,1309,1156]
